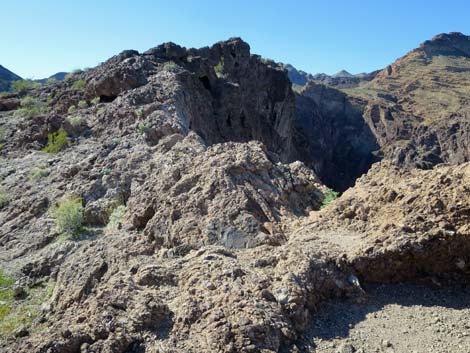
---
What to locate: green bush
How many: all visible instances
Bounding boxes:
[77,100,88,109]
[0,269,54,338]
[0,269,14,322]
[111,136,121,144]
[67,115,84,127]
[0,191,10,209]
[67,105,77,114]
[0,127,6,150]
[46,77,57,85]
[137,122,150,135]
[321,189,340,209]
[10,80,40,92]
[106,205,127,231]
[214,57,225,78]
[50,196,83,238]
[42,128,68,153]
[135,107,144,118]
[163,61,178,71]
[91,97,100,105]
[14,96,45,118]
[29,166,50,180]
[72,79,86,90]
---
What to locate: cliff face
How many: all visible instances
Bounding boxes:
[293,82,380,191]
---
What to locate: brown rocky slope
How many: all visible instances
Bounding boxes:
[0,35,469,352]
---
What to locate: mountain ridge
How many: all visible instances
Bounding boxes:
[0,64,21,92]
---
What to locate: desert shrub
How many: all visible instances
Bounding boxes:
[77,100,88,109]
[29,166,50,180]
[0,127,6,149]
[106,205,127,231]
[135,107,144,118]
[214,57,225,78]
[67,105,77,114]
[67,115,84,127]
[0,270,54,338]
[0,191,9,209]
[163,61,178,71]
[111,136,121,144]
[46,77,57,85]
[50,197,83,238]
[42,128,68,153]
[91,97,100,105]
[0,269,14,321]
[137,122,150,135]
[10,80,40,92]
[14,96,45,118]
[321,189,340,209]
[72,79,86,90]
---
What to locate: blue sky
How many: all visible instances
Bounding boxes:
[3,0,470,78]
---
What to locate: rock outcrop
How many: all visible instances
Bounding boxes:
[1,34,470,352]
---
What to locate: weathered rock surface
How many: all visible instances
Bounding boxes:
[305,161,470,282]
[1,34,470,352]
[293,82,380,191]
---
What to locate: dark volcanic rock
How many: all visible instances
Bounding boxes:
[294,82,381,191]
[1,34,470,353]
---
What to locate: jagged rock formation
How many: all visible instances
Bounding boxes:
[0,64,21,92]
[0,34,469,352]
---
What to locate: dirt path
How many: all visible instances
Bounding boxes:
[298,283,470,353]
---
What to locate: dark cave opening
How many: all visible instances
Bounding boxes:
[199,76,212,91]
[100,95,117,103]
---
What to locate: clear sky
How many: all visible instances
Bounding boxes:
[3,0,470,79]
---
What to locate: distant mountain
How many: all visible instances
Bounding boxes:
[332,69,354,77]
[283,64,377,89]
[282,63,314,86]
[311,70,378,88]
[36,72,68,84]
[358,31,470,123]
[0,65,22,91]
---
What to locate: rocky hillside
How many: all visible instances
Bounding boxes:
[0,34,469,352]
[292,32,470,190]
[0,65,21,92]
